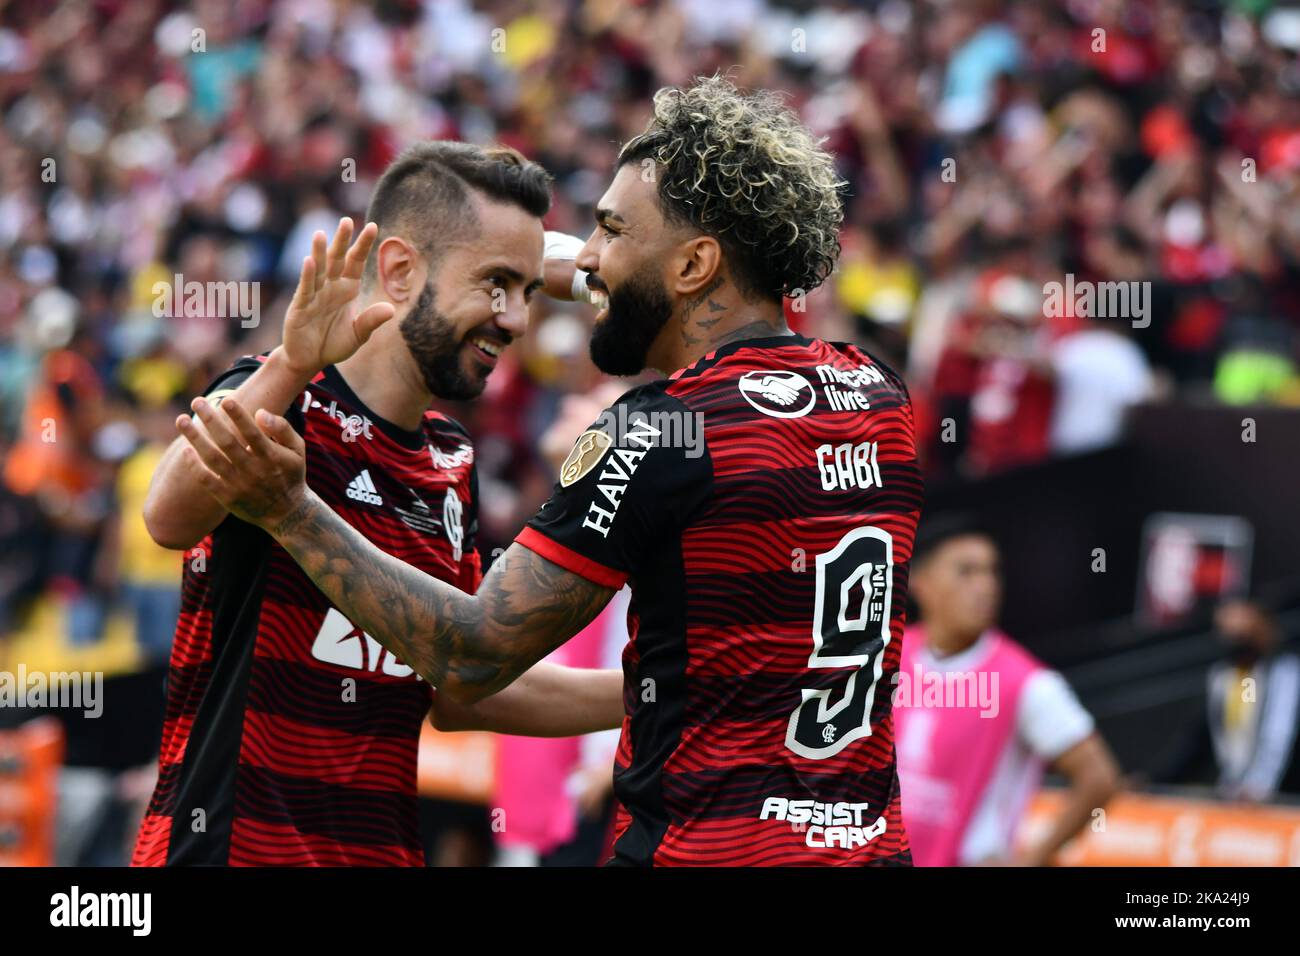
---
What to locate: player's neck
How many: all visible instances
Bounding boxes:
[655,282,791,374]
[334,341,431,433]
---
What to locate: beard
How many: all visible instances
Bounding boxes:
[399,281,487,401]
[589,264,673,376]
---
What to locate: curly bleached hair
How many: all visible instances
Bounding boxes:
[617,75,847,302]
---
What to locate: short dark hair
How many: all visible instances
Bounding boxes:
[617,75,846,302]
[912,513,996,568]
[363,141,552,284]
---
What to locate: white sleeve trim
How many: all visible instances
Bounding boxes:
[1016,669,1095,760]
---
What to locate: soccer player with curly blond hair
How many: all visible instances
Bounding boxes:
[174,76,925,866]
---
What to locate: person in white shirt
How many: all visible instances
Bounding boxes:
[1049,321,1153,455]
[896,517,1121,865]
[1156,597,1300,802]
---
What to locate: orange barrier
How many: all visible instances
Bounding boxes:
[417,727,1300,867]
[1021,789,1300,866]
[416,724,496,804]
[0,718,65,867]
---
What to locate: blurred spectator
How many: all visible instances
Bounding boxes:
[107,398,187,666]
[1049,312,1154,455]
[3,291,112,646]
[1156,597,1300,802]
[896,516,1120,865]
[926,256,1056,476]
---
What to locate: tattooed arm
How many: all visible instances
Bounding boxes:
[176,395,615,703]
[273,494,613,700]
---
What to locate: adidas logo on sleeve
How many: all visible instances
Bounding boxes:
[345,469,383,506]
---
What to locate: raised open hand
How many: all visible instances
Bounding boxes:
[281,218,396,375]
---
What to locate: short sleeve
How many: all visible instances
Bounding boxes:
[1016,669,1095,761]
[202,355,258,404]
[200,354,306,433]
[516,383,712,588]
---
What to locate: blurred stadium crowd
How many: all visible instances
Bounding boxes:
[2,0,1300,865]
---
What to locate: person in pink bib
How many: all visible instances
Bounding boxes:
[895,516,1120,866]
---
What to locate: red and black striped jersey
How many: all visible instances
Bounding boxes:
[132,356,481,867]
[517,334,923,866]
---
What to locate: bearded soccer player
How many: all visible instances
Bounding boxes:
[133,143,622,867]
[177,78,925,866]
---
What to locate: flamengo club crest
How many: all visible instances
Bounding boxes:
[443,487,464,561]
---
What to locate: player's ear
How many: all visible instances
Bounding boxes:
[376,236,421,304]
[673,234,723,297]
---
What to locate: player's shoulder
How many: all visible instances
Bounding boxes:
[603,378,691,417]
[587,379,701,454]
[802,338,911,402]
[555,379,696,452]
[664,333,910,417]
[422,408,473,443]
[208,353,343,406]
[554,378,711,493]
[666,333,814,388]
[420,410,477,470]
[203,351,272,397]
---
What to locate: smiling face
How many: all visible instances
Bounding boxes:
[399,191,544,399]
[575,165,679,375]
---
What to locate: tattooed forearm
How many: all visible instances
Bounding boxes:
[270,491,615,702]
[270,497,314,538]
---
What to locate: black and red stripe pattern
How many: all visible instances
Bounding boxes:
[522,335,923,866]
[133,358,481,866]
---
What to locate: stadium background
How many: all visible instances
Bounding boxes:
[2,0,1300,865]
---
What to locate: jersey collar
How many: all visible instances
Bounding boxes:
[321,365,426,451]
[669,332,811,380]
